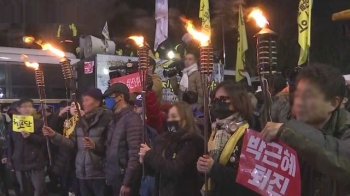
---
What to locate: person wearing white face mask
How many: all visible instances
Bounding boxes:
[172,53,204,111]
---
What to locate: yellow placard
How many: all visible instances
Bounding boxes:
[12,115,34,133]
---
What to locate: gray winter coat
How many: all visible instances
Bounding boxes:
[106,106,143,186]
[270,91,291,123]
[52,108,112,180]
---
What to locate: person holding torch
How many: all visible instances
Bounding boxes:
[196,81,259,196]
[42,88,112,196]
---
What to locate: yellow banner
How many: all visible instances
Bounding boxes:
[12,115,34,133]
[297,0,313,65]
[236,5,248,82]
[199,0,211,37]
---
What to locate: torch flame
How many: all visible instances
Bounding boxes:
[41,43,65,58]
[21,54,29,61]
[248,9,269,28]
[23,36,65,58]
[181,18,209,47]
[23,36,36,44]
[128,36,144,47]
[25,62,39,70]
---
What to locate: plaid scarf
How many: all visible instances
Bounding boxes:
[209,114,244,161]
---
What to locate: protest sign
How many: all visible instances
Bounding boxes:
[84,61,94,74]
[110,72,142,93]
[12,115,34,133]
[95,55,224,102]
[236,129,300,196]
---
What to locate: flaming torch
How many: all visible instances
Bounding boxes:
[182,18,212,196]
[24,61,52,166]
[248,9,278,125]
[23,37,85,134]
[128,36,149,177]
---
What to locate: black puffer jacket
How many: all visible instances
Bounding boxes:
[52,108,112,179]
[106,106,143,187]
[143,129,204,196]
[8,119,46,171]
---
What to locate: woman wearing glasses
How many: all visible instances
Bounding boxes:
[197,81,259,196]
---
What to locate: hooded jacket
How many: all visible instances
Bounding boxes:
[144,129,204,196]
[279,109,350,195]
[51,108,112,179]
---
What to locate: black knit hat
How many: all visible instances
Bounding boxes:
[82,88,103,101]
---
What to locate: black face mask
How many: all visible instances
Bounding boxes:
[166,120,180,133]
[211,101,234,120]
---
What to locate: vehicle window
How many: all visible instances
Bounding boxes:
[8,63,67,99]
[0,64,6,86]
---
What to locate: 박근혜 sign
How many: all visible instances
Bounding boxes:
[12,115,34,133]
[110,72,142,93]
[236,129,300,196]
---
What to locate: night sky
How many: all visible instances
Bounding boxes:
[1,0,350,73]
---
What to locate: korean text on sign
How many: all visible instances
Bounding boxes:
[12,115,34,133]
[110,72,142,93]
[236,129,300,196]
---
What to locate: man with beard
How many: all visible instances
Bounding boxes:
[261,64,350,195]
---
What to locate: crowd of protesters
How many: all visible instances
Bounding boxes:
[0,52,350,196]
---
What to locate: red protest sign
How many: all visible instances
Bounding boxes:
[84,61,94,74]
[236,129,300,196]
[110,73,142,93]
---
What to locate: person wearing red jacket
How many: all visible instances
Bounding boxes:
[134,91,166,134]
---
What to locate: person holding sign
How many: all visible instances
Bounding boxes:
[6,98,46,196]
[261,64,350,195]
[196,81,259,196]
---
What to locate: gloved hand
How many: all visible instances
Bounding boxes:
[146,75,153,91]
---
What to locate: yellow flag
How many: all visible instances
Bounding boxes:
[235,5,248,82]
[57,25,62,38]
[199,0,211,37]
[297,0,313,65]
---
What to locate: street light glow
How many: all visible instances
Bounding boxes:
[167,51,175,59]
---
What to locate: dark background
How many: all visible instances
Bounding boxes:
[1,0,350,74]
